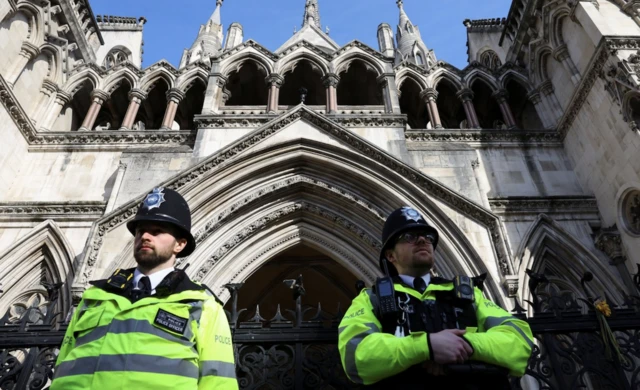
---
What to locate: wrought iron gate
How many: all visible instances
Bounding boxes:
[0,268,639,390]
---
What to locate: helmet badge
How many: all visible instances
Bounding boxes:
[143,187,166,210]
[400,207,422,223]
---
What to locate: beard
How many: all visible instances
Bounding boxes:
[134,245,174,269]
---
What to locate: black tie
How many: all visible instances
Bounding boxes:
[131,276,151,301]
[413,277,426,294]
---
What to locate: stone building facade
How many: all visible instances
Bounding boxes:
[0,0,638,323]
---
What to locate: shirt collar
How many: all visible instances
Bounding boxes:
[133,267,175,292]
[398,273,431,290]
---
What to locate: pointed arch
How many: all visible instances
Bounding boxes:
[516,214,625,307]
[464,69,500,91]
[39,44,62,84]
[0,220,75,318]
[534,46,553,85]
[176,65,209,93]
[549,8,571,48]
[499,70,533,92]
[80,107,517,308]
[396,68,428,91]
[220,52,274,78]
[332,52,384,77]
[430,69,463,91]
[277,51,329,77]
[103,68,139,94]
[139,67,176,93]
[15,1,43,45]
[62,69,100,95]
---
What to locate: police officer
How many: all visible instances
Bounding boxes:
[51,187,238,389]
[338,206,533,389]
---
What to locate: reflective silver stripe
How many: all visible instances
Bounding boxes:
[54,354,199,379]
[75,318,195,350]
[200,360,236,379]
[188,301,204,327]
[339,322,379,384]
[485,316,534,348]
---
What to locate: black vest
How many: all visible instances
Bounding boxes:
[365,276,510,390]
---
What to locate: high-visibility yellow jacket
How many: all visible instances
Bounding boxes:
[50,269,238,390]
[338,279,534,386]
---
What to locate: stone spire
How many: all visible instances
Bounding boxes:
[180,0,224,67]
[395,0,435,67]
[302,0,321,28]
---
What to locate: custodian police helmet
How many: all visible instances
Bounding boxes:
[379,206,439,275]
[126,187,196,258]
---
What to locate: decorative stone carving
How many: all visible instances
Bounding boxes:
[503,275,519,298]
[594,225,627,265]
[265,73,284,88]
[322,73,340,88]
[489,196,599,215]
[405,129,562,145]
[620,189,640,236]
[0,202,106,221]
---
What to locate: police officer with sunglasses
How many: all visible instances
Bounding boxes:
[338,206,534,389]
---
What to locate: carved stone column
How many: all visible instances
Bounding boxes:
[33,79,58,126]
[594,226,636,293]
[6,42,40,86]
[420,88,442,129]
[527,90,553,129]
[161,88,185,130]
[120,89,147,130]
[553,44,580,85]
[456,88,480,129]
[79,89,109,131]
[377,73,401,114]
[322,73,340,114]
[492,89,517,129]
[539,80,563,122]
[202,71,227,114]
[39,90,72,130]
[265,73,284,114]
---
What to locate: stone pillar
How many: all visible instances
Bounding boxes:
[160,88,185,130]
[594,226,636,294]
[79,89,109,131]
[33,79,58,126]
[492,89,517,129]
[420,88,442,129]
[456,88,480,129]
[120,89,147,130]
[202,72,227,114]
[377,73,401,114]
[553,44,580,85]
[322,73,340,114]
[265,73,284,114]
[539,80,563,122]
[527,90,553,129]
[6,42,40,86]
[39,90,72,130]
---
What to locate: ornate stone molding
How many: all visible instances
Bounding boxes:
[489,196,599,215]
[78,106,515,287]
[0,202,106,221]
[405,129,562,146]
[594,225,627,265]
[322,73,340,88]
[192,175,386,245]
[559,37,640,139]
[196,113,406,129]
[214,39,279,62]
[194,201,381,282]
[331,40,392,63]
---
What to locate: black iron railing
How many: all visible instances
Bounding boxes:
[0,268,639,389]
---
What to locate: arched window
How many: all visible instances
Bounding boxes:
[415,53,424,66]
[479,50,502,71]
[103,48,131,70]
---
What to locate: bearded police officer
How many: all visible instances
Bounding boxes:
[338,206,533,389]
[51,187,238,390]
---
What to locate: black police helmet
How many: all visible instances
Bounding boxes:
[379,206,439,276]
[126,187,196,258]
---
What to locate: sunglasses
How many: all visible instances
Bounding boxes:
[395,231,436,245]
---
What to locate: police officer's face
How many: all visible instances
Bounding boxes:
[385,230,435,276]
[134,222,187,269]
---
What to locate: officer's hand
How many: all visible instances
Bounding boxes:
[423,361,445,376]
[429,329,473,365]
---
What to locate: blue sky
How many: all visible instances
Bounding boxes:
[91,0,512,69]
